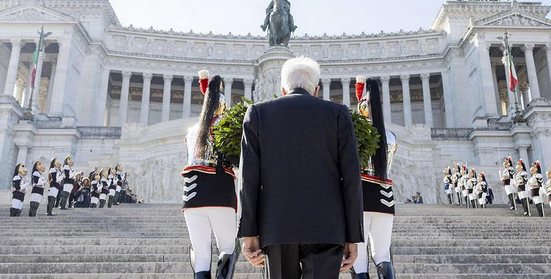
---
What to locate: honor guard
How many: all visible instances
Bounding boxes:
[466,169,478,209]
[475,172,488,209]
[29,161,47,217]
[351,77,397,279]
[460,166,469,208]
[443,166,453,204]
[10,163,30,217]
[107,167,118,208]
[545,167,551,211]
[90,173,101,208]
[452,165,461,206]
[528,162,545,217]
[515,160,530,216]
[500,157,517,210]
[181,71,238,279]
[115,164,124,205]
[47,158,62,216]
[99,169,109,208]
[60,156,76,210]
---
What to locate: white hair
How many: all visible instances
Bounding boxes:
[281,56,321,95]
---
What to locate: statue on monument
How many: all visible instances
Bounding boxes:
[261,0,297,47]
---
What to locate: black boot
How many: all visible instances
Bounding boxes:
[521,199,530,216]
[195,271,211,279]
[448,194,452,205]
[457,193,462,206]
[471,199,477,209]
[464,197,469,208]
[91,203,97,208]
[215,253,238,279]
[108,196,114,208]
[376,261,395,279]
[60,191,69,210]
[351,270,369,279]
[99,199,106,208]
[14,209,22,217]
[29,202,39,217]
[9,208,16,217]
[508,194,515,210]
[536,204,544,217]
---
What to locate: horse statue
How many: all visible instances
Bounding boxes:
[261,0,297,47]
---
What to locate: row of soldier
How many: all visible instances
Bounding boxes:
[443,158,551,217]
[9,156,126,217]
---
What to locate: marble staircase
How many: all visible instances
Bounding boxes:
[0,204,550,279]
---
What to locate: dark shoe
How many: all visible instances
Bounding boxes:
[195,271,211,279]
[60,207,68,210]
[215,253,238,279]
[351,271,369,279]
[9,208,15,217]
[14,209,22,217]
[376,261,395,279]
[47,213,55,216]
[536,204,544,217]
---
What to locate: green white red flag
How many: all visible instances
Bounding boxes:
[507,45,518,91]
[30,28,44,88]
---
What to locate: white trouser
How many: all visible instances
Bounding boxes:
[109,189,116,196]
[353,212,394,273]
[63,183,73,193]
[91,197,99,205]
[30,193,42,203]
[532,193,544,205]
[469,193,477,201]
[184,207,237,273]
[462,189,469,197]
[518,190,529,200]
[116,186,121,192]
[478,193,487,205]
[455,186,461,193]
[100,194,107,200]
[11,199,23,210]
[505,185,517,195]
[48,187,59,197]
[445,189,452,195]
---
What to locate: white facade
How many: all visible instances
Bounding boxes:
[1,0,551,204]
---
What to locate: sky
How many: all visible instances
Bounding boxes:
[109,0,551,37]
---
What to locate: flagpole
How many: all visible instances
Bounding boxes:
[24,25,51,120]
[502,31,523,123]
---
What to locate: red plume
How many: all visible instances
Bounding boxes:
[355,76,367,101]
[198,70,209,95]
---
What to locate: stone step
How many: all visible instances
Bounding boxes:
[1,274,550,279]
[1,262,550,275]
[1,254,550,264]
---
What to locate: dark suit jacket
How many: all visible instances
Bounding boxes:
[238,88,364,248]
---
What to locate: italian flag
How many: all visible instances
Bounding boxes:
[507,46,518,91]
[30,29,44,88]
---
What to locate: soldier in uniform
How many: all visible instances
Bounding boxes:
[351,77,397,279]
[99,169,109,208]
[90,173,101,208]
[475,172,488,209]
[10,163,29,217]
[60,156,76,210]
[29,161,47,217]
[545,167,551,211]
[499,157,517,210]
[528,162,545,217]
[452,165,461,206]
[47,158,63,216]
[460,166,470,208]
[181,71,238,279]
[466,168,478,209]
[515,160,530,216]
[443,167,453,204]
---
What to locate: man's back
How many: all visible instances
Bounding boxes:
[239,89,363,247]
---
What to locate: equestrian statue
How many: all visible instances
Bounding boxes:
[261,0,297,47]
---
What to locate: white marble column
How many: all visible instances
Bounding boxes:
[381,76,391,123]
[546,44,551,96]
[441,72,455,128]
[490,62,501,115]
[161,74,173,122]
[118,71,132,125]
[341,78,351,106]
[523,44,541,100]
[224,77,234,108]
[477,43,499,117]
[45,61,56,113]
[322,78,331,101]
[15,79,25,104]
[420,74,433,127]
[30,51,46,114]
[3,39,25,96]
[183,76,193,118]
[400,75,412,127]
[97,69,110,126]
[244,79,254,101]
[50,34,73,116]
[140,73,152,124]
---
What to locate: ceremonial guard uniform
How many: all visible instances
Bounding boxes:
[515,160,530,216]
[47,158,62,216]
[443,167,453,204]
[29,161,47,217]
[459,166,469,208]
[545,167,551,211]
[115,164,124,205]
[60,156,76,210]
[351,78,397,279]
[452,165,461,206]
[181,72,238,279]
[99,169,109,208]
[466,169,478,209]
[10,163,29,217]
[475,172,488,209]
[90,174,101,208]
[107,167,118,208]
[528,162,545,217]
[500,157,517,210]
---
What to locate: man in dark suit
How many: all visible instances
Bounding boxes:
[239,57,364,279]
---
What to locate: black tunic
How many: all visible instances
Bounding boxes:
[181,166,237,211]
[361,174,395,215]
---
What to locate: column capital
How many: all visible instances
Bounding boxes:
[184,76,194,83]
[380,76,391,83]
[10,38,25,48]
[122,71,132,79]
[522,44,535,52]
[321,78,332,85]
[400,74,410,83]
[341,77,351,84]
[243,78,254,86]
[223,77,234,85]
[163,74,173,83]
[420,73,431,82]
[142,72,153,81]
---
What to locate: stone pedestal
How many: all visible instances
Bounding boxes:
[253,46,295,102]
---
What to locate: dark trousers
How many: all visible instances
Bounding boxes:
[263,244,343,279]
